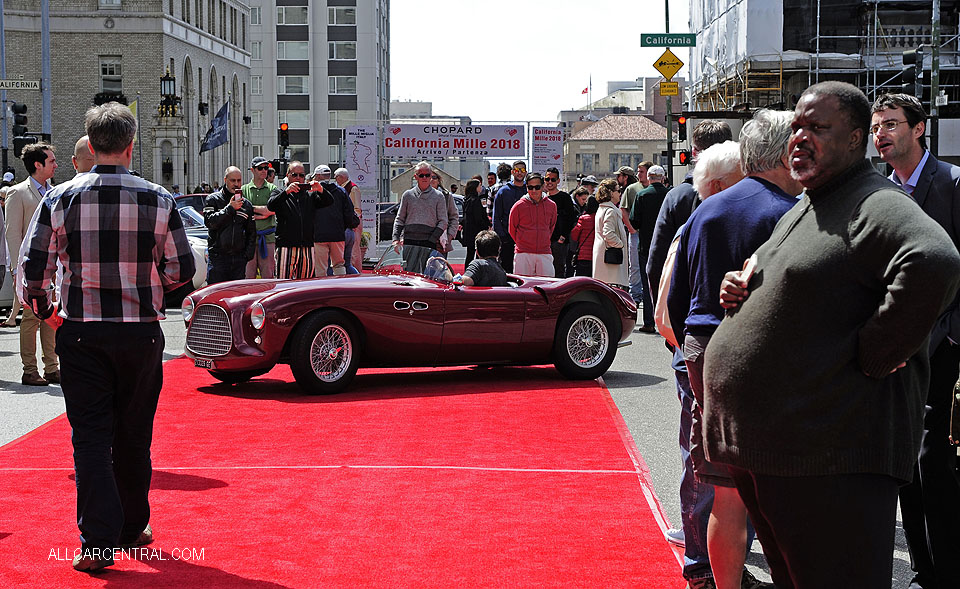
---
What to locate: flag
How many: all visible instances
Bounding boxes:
[200,101,230,153]
[581,87,588,94]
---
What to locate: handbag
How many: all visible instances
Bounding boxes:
[604,246,624,265]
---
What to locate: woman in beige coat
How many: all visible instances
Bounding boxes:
[591,178,629,288]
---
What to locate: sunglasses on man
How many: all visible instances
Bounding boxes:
[255,165,271,171]
[416,173,432,178]
[526,184,543,191]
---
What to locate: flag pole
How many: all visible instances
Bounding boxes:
[135,91,143,173]
[588,74,592,115]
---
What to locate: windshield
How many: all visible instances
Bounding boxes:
[178,206,206,231]
[374,244,454,282]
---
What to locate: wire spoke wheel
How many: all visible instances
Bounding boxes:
[309,324,353,382]
[566,314,609,369]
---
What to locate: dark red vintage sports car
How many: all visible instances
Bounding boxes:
[182,245,637,394]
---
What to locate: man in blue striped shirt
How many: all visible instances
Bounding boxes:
[19,102,195,572]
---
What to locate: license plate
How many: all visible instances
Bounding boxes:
[194,358,213,369]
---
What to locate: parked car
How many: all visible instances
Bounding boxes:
[175,193,207,214]
[182,244,637,394]
[377,195,463,243]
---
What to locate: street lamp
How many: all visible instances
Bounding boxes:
[158,68,180,117]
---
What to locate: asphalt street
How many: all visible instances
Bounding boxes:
[0,246,917,586]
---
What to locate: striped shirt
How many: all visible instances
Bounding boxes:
[19,164,195,322]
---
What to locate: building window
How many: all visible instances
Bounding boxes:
[329,110,357,129]
[250,6,260,25]
[290,145,310,163]
[252,144,263,158]
[278,110,310,129]
[608,153,635,173]
[99,0,122,8]
[277,41,309,61]
[278,76,309,95]
[328,76,356,95]
[577,153,599,173]
[329,145,341,165]
[251,110,262,130]
[328,7,356,25]
[251,75,262,95]
[251,41,261,60]
[99,56,122,93]
[277,6,308,25]
[328,41,357,61]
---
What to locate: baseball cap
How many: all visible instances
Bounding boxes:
[2,171,13,182]
[313,165,332,177]
[616,166,635,176]
[647,165,666,178]
[581,175,599,186]
[250,156,270,168]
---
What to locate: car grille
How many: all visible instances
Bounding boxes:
[186,304,233,356]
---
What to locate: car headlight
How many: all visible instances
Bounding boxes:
[250,303,266,330]
[182,296,195,322]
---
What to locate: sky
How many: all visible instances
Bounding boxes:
[390,0,693,124]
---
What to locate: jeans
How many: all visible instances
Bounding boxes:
[638,248,654,327]
[628,232,642,302]
[675,356,714,580]
[207,254,247,284]
[340,228,360,275]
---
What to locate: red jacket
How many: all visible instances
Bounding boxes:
[569,213,596,261]
[508,195,557,254]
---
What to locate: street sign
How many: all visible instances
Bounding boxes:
[641,33,696,47]
[0,80,40,90]
[659,81,679,96]
[654,48,684,81]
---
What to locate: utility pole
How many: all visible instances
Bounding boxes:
[665,0,674,186]
[931,0,940,156]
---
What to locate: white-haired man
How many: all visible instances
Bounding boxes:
[628,164,669,332]
[392,161,447,272]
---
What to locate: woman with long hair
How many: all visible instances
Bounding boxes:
[460,178,490,264]
[592,178,629,289]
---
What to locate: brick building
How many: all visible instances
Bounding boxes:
[2,0,250,190]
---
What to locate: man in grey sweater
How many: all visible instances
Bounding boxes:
[705,81,960,589]
[392,160,447,273]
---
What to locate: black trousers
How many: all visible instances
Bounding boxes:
[57,321,164,550]
[551,240,569,278]
[729,467,898,589]
[574,259,592,277]
[208,254,248,284]
[499,241,515,274]
[899,338,960,588]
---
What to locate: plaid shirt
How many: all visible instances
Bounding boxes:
[19,164,195,322]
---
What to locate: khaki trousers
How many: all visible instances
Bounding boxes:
[20,305,58,375]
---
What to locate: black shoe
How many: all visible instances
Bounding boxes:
[741,569,775,589]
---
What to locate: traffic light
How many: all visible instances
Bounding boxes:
[902,48,923,98]
[11,102,28,136]
[677,150,691,166]
[278,123,289,148]
[677,115,687,142]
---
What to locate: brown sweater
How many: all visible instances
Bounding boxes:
[703,159,960,482]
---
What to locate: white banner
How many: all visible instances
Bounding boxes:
[345,126,379,188]
[531,127,564,176]
[382,124,525,158]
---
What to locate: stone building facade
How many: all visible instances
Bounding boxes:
[2,0,250,190]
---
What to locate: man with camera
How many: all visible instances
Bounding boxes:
[203,166,257,284]
[267,161,333,280]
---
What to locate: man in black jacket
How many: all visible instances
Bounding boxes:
[267,161,333,279]
[203,166,257,283]
[545,166,577,278]
[310,164,357,276]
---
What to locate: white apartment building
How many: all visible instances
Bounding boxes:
[247,0,389,191]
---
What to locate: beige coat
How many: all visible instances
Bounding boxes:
[592,200,629,286]
[4,179,45,269]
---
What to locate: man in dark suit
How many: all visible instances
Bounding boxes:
[872,92,960,589]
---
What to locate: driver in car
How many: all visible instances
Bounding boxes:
[462,230,508,287]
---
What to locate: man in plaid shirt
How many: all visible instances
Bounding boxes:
[18,102,195,572]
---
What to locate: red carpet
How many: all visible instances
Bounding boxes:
[0,359,683,588]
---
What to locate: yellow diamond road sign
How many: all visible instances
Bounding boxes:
[654,48,684,81]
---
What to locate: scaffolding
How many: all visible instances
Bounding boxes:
[693,59,784,112]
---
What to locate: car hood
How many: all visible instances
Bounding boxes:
[189,273,438,306]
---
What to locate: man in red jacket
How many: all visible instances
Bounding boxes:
[508,172,557,277]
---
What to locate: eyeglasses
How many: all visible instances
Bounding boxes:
[544,177,559,182]
[526,184,543,191]
[869,120,909,135]
[289,172,305,178]
[416,173,432,178]
[513,167,526,173]
[255,165,271,171]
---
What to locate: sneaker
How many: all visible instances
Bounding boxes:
[741,568,775,589]
[686,577,716,589]
[665,527,686,546]
[72,550,114,572]
[119,524,153,549]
